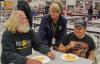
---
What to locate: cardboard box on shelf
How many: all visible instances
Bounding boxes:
[4,1,13,10]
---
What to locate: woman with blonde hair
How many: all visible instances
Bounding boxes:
[38,2,67,48]
[1,10,55,64]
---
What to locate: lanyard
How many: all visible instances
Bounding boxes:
[52,22,58,37]
[51,22,58,45]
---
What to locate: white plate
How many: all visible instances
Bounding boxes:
[61,53,79,62]
[31,55,51,64]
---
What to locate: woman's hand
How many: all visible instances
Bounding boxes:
[47,51,55,59]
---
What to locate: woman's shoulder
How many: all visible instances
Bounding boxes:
[60,15,67,22]
[42,14,50,19]
[41,14,51,23]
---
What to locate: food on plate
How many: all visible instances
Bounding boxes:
[35,56,45,62]
[32,55,51,64]
[63,54,78,61]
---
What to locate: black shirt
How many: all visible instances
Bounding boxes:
[1,29,50,64]
[62,32,96,58]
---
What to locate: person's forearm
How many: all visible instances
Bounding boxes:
[88,51,95,61]
[88,54,95,61]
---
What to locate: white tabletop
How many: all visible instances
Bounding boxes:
[32,18,41,25]
[33,15,43,18]
[90,19,100,24]
[67,25,100,34]
[32,20,41,25]
[27,51,92,64]
[66,16,83,20]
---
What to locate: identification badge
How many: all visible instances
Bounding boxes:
[52,37,56,45]
[59,26,62,30]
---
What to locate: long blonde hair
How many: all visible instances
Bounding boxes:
[4,10,20,33]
